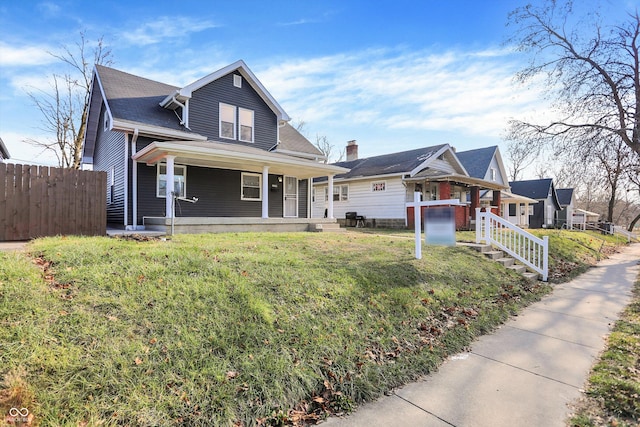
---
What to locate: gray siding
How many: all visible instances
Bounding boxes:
[93,104,126,226]
[188,73,278,151]
[136,165,294,220]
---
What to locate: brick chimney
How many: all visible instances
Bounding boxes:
[346,140,358,161]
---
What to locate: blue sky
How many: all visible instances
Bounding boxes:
[0,0,638,169]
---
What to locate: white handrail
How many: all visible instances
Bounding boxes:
[475,208,549,281]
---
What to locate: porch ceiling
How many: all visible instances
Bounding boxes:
[132,140,349,179]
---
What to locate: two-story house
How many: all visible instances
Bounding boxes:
[83,61,347,233]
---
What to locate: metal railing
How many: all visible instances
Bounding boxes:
[476,208,549,281]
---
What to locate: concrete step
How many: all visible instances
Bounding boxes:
[496,257,515,268]
[522,271,540,282]
[483,250,504,260]
[507,264,526,274]
[312,223,345,233]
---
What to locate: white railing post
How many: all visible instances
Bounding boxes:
[414,191,422,259]
[475,208,482,243]
[542,236,549,282]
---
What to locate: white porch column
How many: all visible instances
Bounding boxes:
[165,155,175,219]
[327,175,334,219]
[262,166,269,219]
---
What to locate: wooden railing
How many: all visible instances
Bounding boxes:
[476,208,549,281]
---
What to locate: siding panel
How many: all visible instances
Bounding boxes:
[188,73,278,151]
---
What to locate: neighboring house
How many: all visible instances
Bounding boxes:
[509,178,562,228]
[457,146,538,228]
[312,142,508,230]
[82,61,347,233]
[556,188,576,228]
[0,137,10,161]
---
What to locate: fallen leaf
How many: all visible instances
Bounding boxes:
[134,357,143,365]
[226,371,239,380]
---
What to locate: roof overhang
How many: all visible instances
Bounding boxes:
[0,137,10,159]
[112,119,207,142]
[272,148,327,162]
[132,140,349,179]
[403,173,508,191]
[491,190,539,204]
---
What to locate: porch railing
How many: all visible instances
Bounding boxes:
[475,208,549,282]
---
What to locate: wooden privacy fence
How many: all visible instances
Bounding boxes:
[0,163,107,241]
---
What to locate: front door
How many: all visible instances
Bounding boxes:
[284,176,298,217]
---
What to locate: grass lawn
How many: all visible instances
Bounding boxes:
[0,230,624,426]
[568,278,640,426]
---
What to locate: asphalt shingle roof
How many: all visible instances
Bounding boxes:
[277,123,323,157]
[509,178,554,200]
[331,144,448,179]
[556,188,574,207]
[456,146,497,179]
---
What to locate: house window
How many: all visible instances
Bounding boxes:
[333,184,348,201]
[239,108,254,143]
[528,205,534,216]
[219,103,236,139]
[233,74,242,88]
[157,164,186,198]
[490,168,497,181]
[509,203,516,216]
[372,181,386,192]
[241,172,261,201]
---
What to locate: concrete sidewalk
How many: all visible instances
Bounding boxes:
[323,244,640,427]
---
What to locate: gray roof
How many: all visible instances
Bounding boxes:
[276,123,323,158]
[509,178,562,210]
[556,188,574,207]
[92,64,319,157]
[331,144,448,179]
[456,146,497,179]
[96,65,189,133]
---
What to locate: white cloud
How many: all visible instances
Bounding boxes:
[119,16,218,46]
[257,47,548,140]
[0,42,54,67]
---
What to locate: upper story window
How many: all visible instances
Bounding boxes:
[219,103,254,142]
[219,103,236,140]
[157,163,186,198]
[490,168,497,181]
[233,74,242,88]
[239,108,254,143]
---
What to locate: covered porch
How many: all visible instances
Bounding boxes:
[404,174,508,230]
[131,140,348,233]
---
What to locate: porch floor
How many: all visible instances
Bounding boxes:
[142,217,340,234]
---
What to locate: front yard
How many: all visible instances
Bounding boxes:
[0,230,624,426]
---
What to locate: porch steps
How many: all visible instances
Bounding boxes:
[311,223,345,233]
[463,243,541,281]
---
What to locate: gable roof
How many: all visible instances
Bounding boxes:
[556,188,574,207]
[274,123,324,160]
[456,146,497,179]
[331,144,453,179]
[160,60,290,121]
[509,178,562,210]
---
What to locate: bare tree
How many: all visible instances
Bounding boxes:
[315,135,344,164]
[507,2,640,158]
[26,32,112,169]
[505,139,540,181]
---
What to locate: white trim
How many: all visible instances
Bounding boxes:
[123,134,129,227]
[233,74,242,88]
[241,172,262,201]
[333,184,349,201]
[261,166,269,218]
[112,119,207,141]
[165,156,175,219]
[273,148,327,162]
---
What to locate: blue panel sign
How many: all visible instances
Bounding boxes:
[424,207,455,246]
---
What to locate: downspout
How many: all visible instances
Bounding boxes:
[124,133,129,228]
[131,128,139,230]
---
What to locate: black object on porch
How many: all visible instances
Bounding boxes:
[345,212,366,227]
